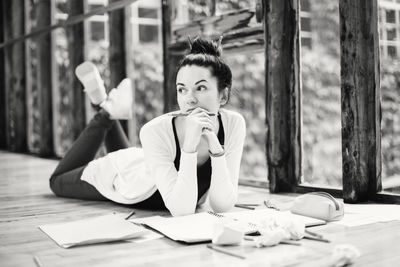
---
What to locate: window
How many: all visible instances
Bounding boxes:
[300,0,341,189]
[130,1,161,45]
[379,1,400,196]
[225,52,267,186]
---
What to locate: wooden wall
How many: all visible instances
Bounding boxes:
[25,0,53,156]
[0,1,132,157]
[0,0,5,149]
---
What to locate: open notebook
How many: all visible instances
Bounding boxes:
[132,209,326,244]
[39,214,149,248]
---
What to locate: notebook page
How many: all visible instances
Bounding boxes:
[222,209,326,227]
[142,212,221,243]
[39,214,148,248]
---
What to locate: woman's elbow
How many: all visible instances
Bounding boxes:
[209,195,237,213]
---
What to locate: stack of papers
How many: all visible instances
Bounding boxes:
[130,209,326,244]
[39,214,149,248]
[334,204,400,227]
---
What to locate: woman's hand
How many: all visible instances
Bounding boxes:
[182,107,216,153]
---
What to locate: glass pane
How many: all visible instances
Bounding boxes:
[224,52,267,184]
[300,0,342,188]
[90,21,105,41]
[301,17,312,32]
[89,4,104,11]
[139,25,159,43]
[386,9,396,23]
[379,1,400,195]
[387,28,397,41]
[87,0,110,89]
[138,7,158,19]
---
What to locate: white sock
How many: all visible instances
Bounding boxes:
[100,78,133,120]
[75,61,107,105]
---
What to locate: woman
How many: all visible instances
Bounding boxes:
[50,37,246,216]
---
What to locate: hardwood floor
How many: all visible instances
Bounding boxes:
[0,150,399,267]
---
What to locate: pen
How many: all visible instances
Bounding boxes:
[33,255,43,267]
[125,210,136,220]
[234,204,255,210]
[206,244,246,259]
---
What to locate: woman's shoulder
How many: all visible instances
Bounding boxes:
[219,108,246,127]
[141,113,172,131]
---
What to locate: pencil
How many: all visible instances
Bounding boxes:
[280,240,302,246]
[303,235,330,243]
[206,244,246,259]
[234,204,255,210]
[33,255,43,267]
[125,210,136,220]
[169,112,216,117]
[305,229,324,239]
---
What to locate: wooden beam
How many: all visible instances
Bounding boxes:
[162,0,183,112]
[0,0,6,148]
[124,5,137,144]
[3,0,27,152]
[67,0,86,140]
[339,0,381,203]
[265,0,301,192]
[25,0,53,156]
[108,0,130,135]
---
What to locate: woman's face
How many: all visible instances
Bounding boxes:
[176,65,224,114]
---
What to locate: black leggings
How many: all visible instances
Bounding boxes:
[49,111,130,200]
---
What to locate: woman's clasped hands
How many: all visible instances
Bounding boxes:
[182,107,222,154]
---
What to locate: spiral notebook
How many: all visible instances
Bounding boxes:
[132,209,325,244]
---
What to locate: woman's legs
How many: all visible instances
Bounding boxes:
[50,110,129,200]
[104,120,130,153]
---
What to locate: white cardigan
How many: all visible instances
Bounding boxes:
[81,108,246,216]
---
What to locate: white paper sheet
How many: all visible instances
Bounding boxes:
[39,214,149,248]
[333,204,400,227]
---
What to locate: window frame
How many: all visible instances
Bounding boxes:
[161,0,400,204]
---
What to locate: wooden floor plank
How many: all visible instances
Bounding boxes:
[0,150,399,266]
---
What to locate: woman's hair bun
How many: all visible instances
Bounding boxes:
[188,36,223,57]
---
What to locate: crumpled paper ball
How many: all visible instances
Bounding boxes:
[258,215,305,240]
[330,244,361,267]
[253,228,287,248]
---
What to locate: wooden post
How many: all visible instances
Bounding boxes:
[67,0,86,140]
[162,0,183,112]
[25,0,53,156]
[0,0,5,148]
[124,5,137,143]
[108,0,130,135]
[339,0,381,203]
[265,0,301,192]
[3,0,27,152]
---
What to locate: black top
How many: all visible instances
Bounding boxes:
[133,114,225,210]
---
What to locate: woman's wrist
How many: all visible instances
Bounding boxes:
[209,149,225,157]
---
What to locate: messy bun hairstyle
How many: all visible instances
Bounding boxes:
[176,36,232,104]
